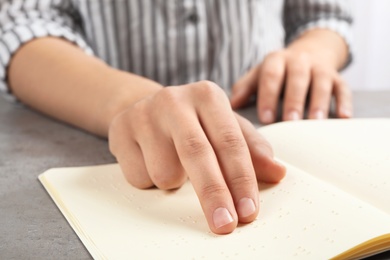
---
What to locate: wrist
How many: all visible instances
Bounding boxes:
[97,68,163,136]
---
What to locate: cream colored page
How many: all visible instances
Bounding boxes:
[259,119,390,215]
[39,163,390,260]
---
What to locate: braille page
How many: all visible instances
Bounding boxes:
[258,119,390,215]
[39,163,390,260]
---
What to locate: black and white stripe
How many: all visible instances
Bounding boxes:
[0,0,353,100]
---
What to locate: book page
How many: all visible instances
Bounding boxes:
[259,119,390,215]
[39,163,390,260]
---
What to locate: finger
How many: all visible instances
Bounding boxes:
[283,53,311,121]
[308,68,333,119]
[235,114,286,183]
[258,52,286,124]
[116,141,154,189]
[194,83,259,224]
[109,117,154,189]
[230,66,259,109]
[156,83,237,234]
[138,131,187,190]
[334,76,353,118]
[130,87,191,190]
[172,109,238,234]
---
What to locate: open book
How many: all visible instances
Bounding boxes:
[39,119,390,260]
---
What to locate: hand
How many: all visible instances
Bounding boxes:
[230,29,353,124]
[108,81,286,234]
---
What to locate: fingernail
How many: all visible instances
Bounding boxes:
[237,198,256,218]
[287,111,300,121]
[274,159,286,170]
[261,110,274,124]
[213,207,234,229]
[314,110,325,119]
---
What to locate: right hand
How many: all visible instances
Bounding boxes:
[108,80,286,234]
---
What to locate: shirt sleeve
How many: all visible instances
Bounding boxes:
[0,0,93,101]
[283,0,353,69]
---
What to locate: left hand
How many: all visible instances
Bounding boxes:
[230,29,353,124]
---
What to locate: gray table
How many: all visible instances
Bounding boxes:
[1,91,390,259]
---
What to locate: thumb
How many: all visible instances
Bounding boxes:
[230,66,260,109]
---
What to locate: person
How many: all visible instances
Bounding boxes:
[0,0,353,234]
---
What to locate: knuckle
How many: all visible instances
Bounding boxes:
[313,82,332,94]
[194,80,225,99]
[228,174,254,189]
[199,183,228,201]
[199,80,220,89]
[133,102,153,129]
[290,65,308,78]
[181,134,210,158]
[218,130,246,151]
[262,67,283,82]
[294,51,310,63]
[155,87,182,109]
[313,66,333,79]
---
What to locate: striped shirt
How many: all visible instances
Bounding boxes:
[0,0,353,100]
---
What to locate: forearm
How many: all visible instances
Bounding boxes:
[9,37,162,137]
[287,28,349,70]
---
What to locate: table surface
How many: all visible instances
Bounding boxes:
[1,91,390,259]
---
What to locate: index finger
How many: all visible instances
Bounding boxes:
[171,108,238,234]
[173,82,259,234]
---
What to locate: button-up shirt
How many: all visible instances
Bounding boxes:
[0,0,352,100]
